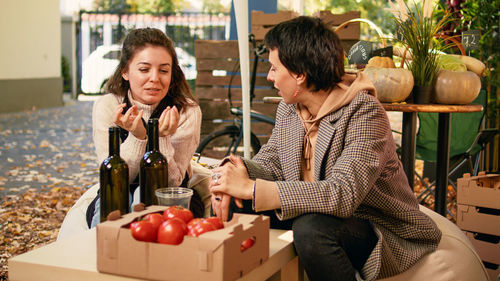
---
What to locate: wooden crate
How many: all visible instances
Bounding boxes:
[194,40,278,154]
[316,10,361,51]
[251,10,298,40]
[251,10,360,52]
[316,10,361,40]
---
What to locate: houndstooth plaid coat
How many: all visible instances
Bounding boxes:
[243,92,442,280]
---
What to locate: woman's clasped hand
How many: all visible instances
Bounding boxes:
[209,155,253,221]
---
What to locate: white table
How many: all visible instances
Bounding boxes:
[9,228,302,281]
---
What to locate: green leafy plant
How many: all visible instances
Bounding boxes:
[458,0,499,171]
[459,0,499,126]
[392,0,456,87]
[61,56,71,93]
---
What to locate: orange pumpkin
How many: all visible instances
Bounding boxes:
[366,56,396,68]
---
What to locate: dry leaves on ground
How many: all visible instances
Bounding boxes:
[0,186,86,280]
[413,177,457,222]
[0,101,96,280]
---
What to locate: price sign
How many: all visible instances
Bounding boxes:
[347,41,372,65]
[462,30,480,50]
[373,46,393,58]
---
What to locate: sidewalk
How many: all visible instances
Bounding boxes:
[0,94,101,279]
[0,95,98,198]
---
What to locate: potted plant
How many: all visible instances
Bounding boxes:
[390,0,456,103]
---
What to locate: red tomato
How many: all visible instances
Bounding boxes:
[205,217,224,230]
[143,213,164,232]
[187,221,216,237]
[163,206,194,224]
[240,237,255,252]
[187,218,203,231]
[130,220,156,242]
[157,218,187,245]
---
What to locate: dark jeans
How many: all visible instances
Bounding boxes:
[222,200,377,281]
[293,213,378,281]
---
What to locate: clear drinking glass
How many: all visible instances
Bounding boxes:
[155,187,193,209]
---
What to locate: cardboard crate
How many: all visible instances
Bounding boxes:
[465,231,500,264]
[457,204,500,237]
[457,173,500,209]
[484,262,500,281]
[97,206,270,281]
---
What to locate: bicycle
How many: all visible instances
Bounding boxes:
[195,34,276,159]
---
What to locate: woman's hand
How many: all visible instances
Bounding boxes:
[210,192,236,221]
[211,155,254,199]
[113,103,146,140]
[158,106,180,137]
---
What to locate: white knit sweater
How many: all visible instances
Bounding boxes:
[92,92,201,187]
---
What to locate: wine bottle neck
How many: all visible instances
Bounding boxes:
[147,119,159,151]
[109,127,120,156]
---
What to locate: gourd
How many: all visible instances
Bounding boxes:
[366,56,396,68]
[449,54,486,76]
[363,67,414,103]
[434,70,481,104]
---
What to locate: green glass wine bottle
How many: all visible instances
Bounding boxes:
[100,127,129,222]
[140,118,168,206]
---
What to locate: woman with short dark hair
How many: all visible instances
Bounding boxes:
[209,16,441,281]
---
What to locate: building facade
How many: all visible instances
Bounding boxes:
[0,0,63,113]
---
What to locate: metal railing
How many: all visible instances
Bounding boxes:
[76,10,230,94]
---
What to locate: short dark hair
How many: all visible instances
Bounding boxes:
[264,16,345,92]
[106,28,196,110]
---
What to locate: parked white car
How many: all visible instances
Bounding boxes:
[81,44,197,94]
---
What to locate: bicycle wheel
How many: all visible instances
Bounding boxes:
[196,125,261,159]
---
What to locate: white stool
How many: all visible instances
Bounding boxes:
[379,205,489,281]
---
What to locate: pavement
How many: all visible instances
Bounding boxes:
[0,94,99,198]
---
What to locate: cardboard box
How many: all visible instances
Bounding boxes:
[465,231,500,264]
[484,262,500,281]
[457,173,500,209]
[97,206,270,281]
[457,204,500,236]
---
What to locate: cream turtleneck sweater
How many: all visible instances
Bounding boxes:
[92,92,202,187]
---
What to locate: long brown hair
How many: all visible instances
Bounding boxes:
[105,28,197,110]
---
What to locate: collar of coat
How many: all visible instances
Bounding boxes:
[295,72,377,172]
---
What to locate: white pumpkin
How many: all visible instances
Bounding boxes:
[363,66,414,103]
[434,70,481,104]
